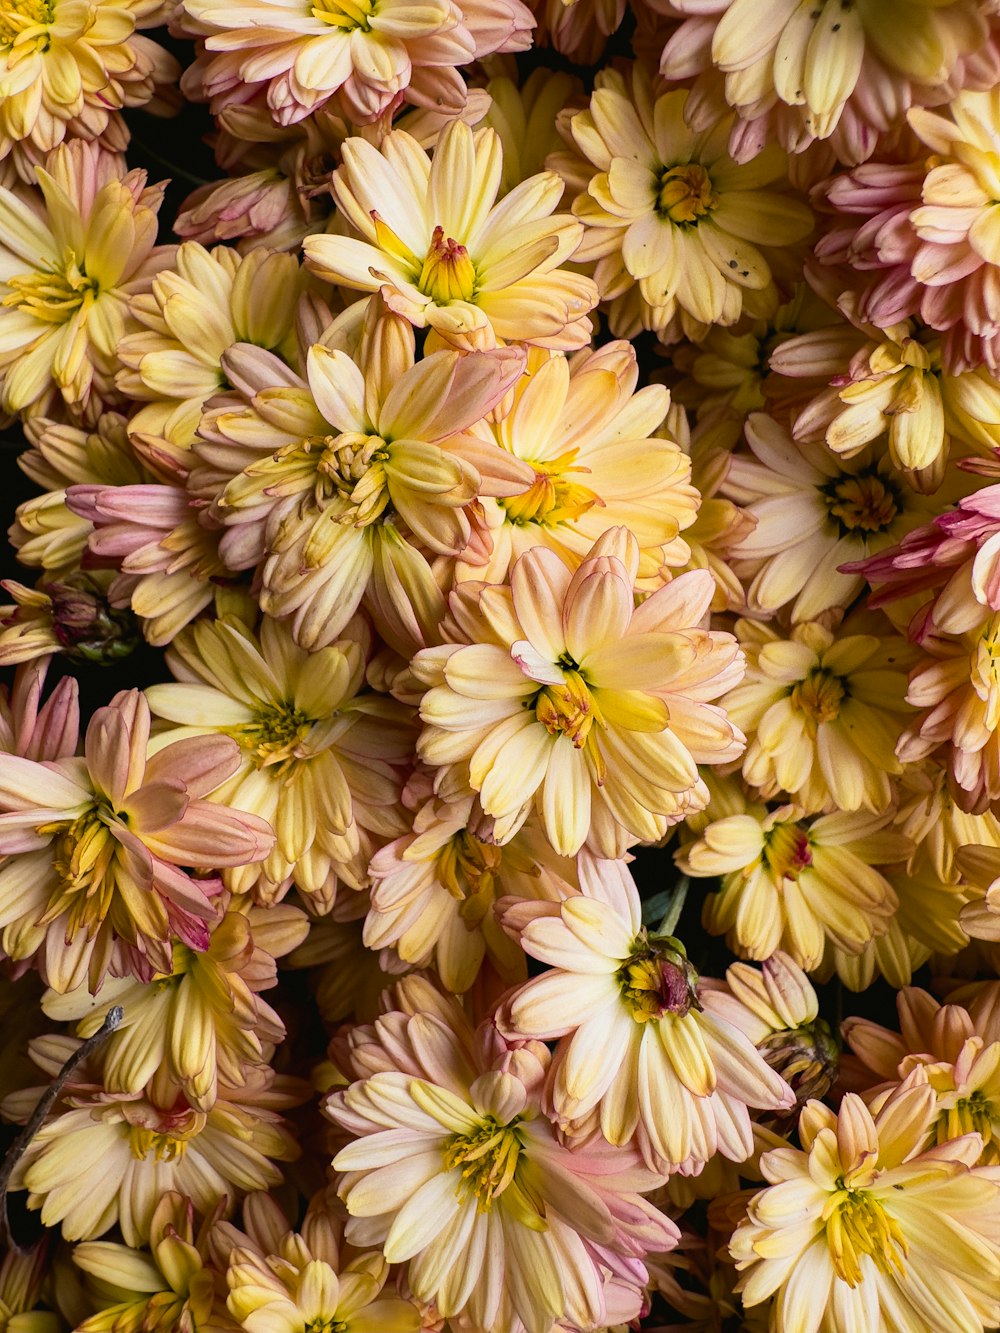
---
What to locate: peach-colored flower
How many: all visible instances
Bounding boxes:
[193,300,529,649]
[415,528,745,857]
[303,120,597,350]
[0,688,273,991]
[326,976,678,1333]
[499,856,795,1172]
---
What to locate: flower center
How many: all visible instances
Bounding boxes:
[418,226,476,304]
[618,933,700,1022]
[443,1115,522,1212]
[437,831,502,925]
[791,668,845,726]
[4,251,99,325]
[317,432,392,525]
[0,0,52,47]
[501,450,602,527]
[937,1088,998,1159]
[823,471,899,535]
[824,1186,908,1288]
[973,618,1000,708]
[127,1124,193,1163]
[305,1314,347,1333]
[656,163,717,225]
[533,664,604,751]
[763,820,813,881]
[229,699,314,773]
[36,806,120,936]
[312,0,374,30]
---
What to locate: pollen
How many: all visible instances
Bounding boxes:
[443,1116,523,1211]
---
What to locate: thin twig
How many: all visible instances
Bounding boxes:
[0,1004,123,1256]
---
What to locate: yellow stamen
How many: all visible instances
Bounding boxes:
[502,450,603,527]
[437,831,502,926]
[791,668,845,727]
[312,0,374,29]
[227,699,314,774]
[418,226,477,304]
[0,0,52,47]
[535,669,603,748]
[824,1187,908,1287]
[443,1116,522,1212]
[36,807,119,937]
[4,252,99,325]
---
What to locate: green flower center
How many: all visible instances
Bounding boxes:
[443,1115,523,1212]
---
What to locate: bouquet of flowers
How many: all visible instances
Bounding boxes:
[2,2,1000,1331]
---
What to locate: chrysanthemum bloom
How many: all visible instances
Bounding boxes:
[7,1064,301,1245]
[182,0,533,129]
[457,341,699,585]
[0,688,274,992]
[415,528,745,857]
[12,412,148,576]
[499,857,794,1171]
[42,902,308,1110]
[327,976,679,1333]
[898,608,1000,809]
[116,242,305,442]
[0,571,137,666]
[893,759,1000,884]
[72,1192,219,1332]
[707,953,838,1110]
[566,71,813,334]
[303,121,597,349]
[677,787,906,969]
[662,0,999,166]
[722,412,942,622]
[0,140,171,415]
[723,618,913,814]
[365,778,578,993]
[843,986,1000,1163]
[732,1082,1000,1333]
[146,615,410,905]
[0,0,180,162]
[193,302,530,649]
[226,1212,420,1333]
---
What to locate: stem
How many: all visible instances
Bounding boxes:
[0,1004,123,1256]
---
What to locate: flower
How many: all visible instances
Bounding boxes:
[723,618,913,813]
[181,0,531,129]
[457,340,699,585]
[0,688,274,991]
[677,786,907,969]
[566,71,813,334]
[145,614,411,905]
[499,856,795,1171]
[0,572,138,666]
[0,140,170,415]
[365,778,579,992]
[116,241,305,441]
[415,528,745,857]
[326,976,678,1333]
[42,902,308,1110]
[0,0,180,161]
[723,412,942,622]
[7,1065,301,1245]
[193,299,529,648]
[303,119,598,349]
[731,1082,1000,1333]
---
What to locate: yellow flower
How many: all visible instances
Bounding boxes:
[678,785,908,969]
[724,618,913,814]
[145,615,411,906]
[0,140,168,415]
[0,0,179,160]
[567,69,813,332]
[303,119,598,350]
[117,242,305,443]
[457,341,699,585]
[732,1083,1000,1333]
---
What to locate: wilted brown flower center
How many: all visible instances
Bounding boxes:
[619,935,700,1022]
[657,164,717,224]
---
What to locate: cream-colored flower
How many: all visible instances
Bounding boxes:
[146,615,411,906]
[567,69,813,332]
[303,119,597,349]
[499,856,794,1171]
[724,618,913,814]
[732,1082,1000,1333]
[415,528,745,857]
